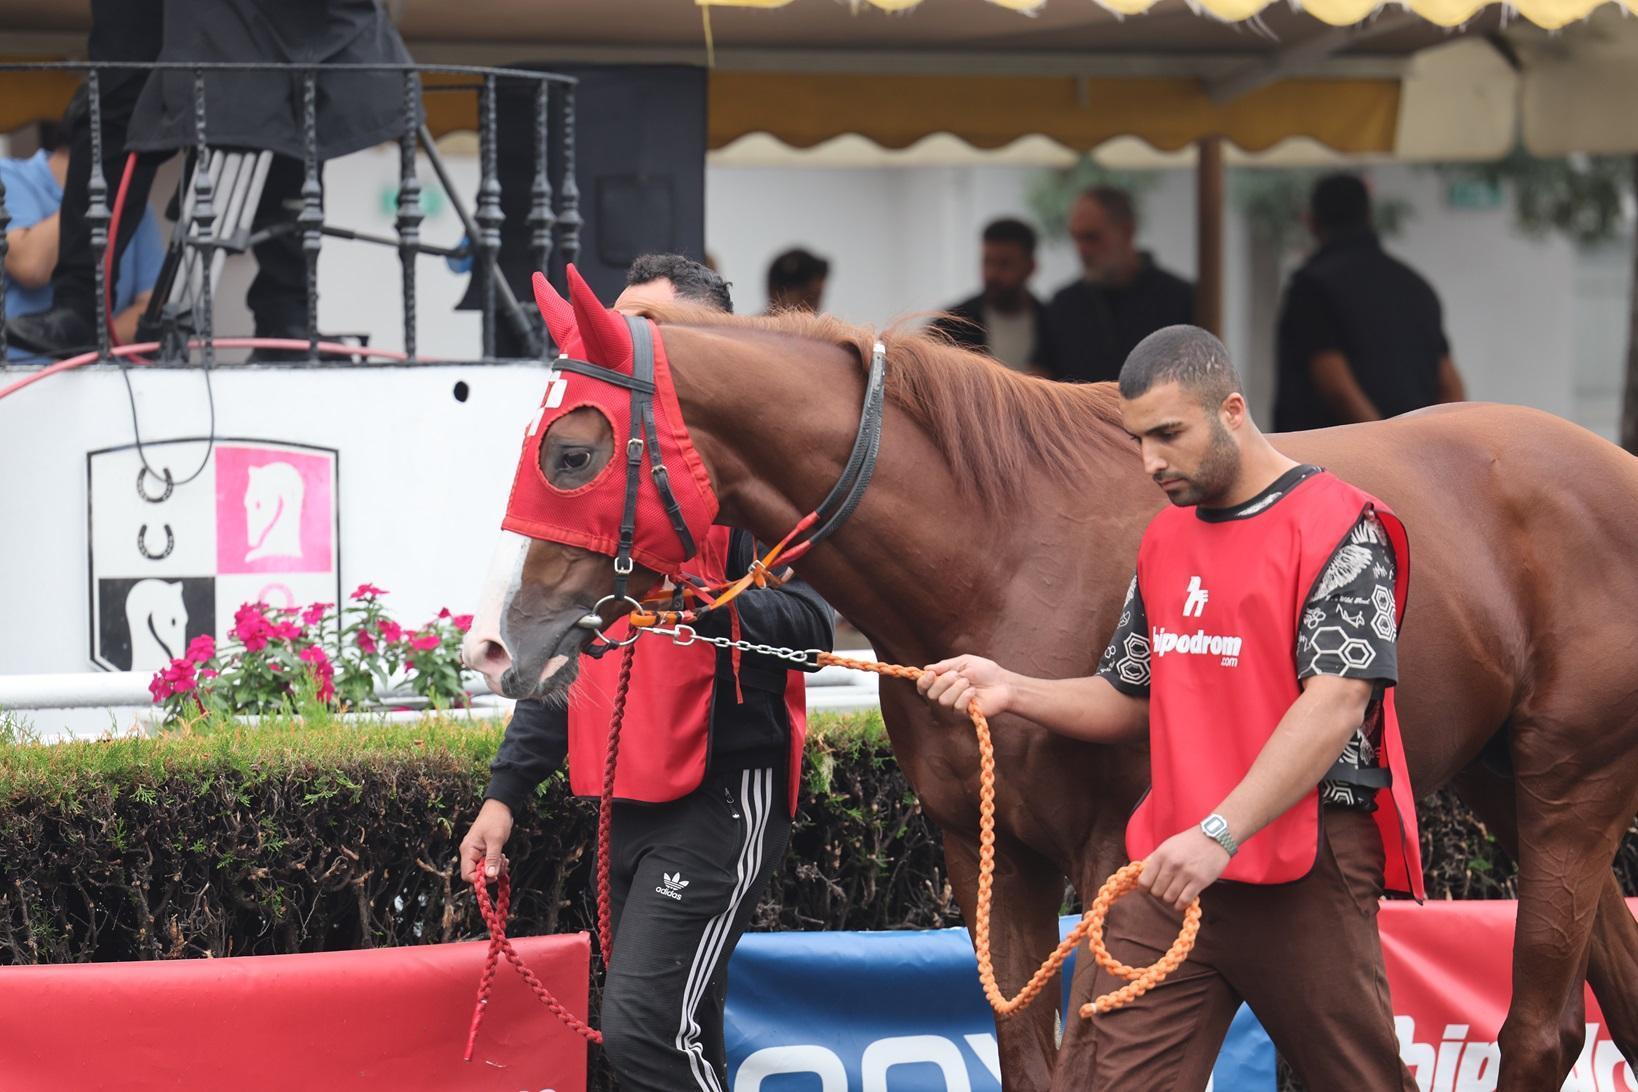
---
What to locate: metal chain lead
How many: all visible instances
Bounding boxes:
[640,623,821,668]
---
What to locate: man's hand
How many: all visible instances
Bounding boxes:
[460,798,515,883]
[917,655,1014,719]
[1138,827,1231,912]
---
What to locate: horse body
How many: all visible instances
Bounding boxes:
[655,322,1638,1090]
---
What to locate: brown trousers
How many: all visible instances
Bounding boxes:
[1082,807,1416,1090]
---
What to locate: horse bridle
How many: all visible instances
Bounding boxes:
[550,314,888,643]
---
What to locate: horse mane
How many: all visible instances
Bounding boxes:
[642,301,1134,510]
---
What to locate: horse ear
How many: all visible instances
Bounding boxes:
[566,263,631,368]
[531,272,577,352]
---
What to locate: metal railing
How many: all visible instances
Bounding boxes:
[0,60,581,366]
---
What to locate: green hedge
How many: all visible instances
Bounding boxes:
[2,709,1633,968]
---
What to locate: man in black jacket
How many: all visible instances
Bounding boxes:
[1039,186,1194,383]
[1274,174,1465,430]
[459,254,834,1092]
[928,217,1049,374]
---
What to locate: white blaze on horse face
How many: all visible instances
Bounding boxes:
[462,530,532,691]
[244,462,306,562]
[125,579,188,671]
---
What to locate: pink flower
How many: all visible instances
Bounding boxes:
[185,634,216,664]
[350,583,388,600]
[408,631,440,653]
[452,614,474,634]
[232,604,272,650]
[149,673,171,702]
[159,659,197,695]
[271,621,303,642]
[438,607,452,619]
[200,668,219,681]
[301,602,332,626]
[377,619,403,644]
[299,645,331,669]
[356,631,378,654]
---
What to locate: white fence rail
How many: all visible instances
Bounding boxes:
[0,650,883,739]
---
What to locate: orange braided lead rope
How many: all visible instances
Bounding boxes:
[817,653,1201,1019]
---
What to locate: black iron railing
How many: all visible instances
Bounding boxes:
[0,61,579,366]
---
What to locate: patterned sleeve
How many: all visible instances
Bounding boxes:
[1297,511,1400,684]
[1097,572,1151,697]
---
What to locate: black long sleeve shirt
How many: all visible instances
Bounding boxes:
[484,530,835,811]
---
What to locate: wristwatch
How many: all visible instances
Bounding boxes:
[1199,814,1239,858]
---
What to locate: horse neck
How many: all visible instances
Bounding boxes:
[666,328,1147,667]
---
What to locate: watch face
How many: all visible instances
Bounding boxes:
[1202,816,1227,837]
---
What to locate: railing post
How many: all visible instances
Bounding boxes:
[191,68,216,372]
[527,78,555,356]
[555,81,581,275]
[476,74,503,361]
[395,70,424,361]
[87,68,111,363]
[300,69,323,359]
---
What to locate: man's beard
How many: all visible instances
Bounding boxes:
[1159,420,1239,507]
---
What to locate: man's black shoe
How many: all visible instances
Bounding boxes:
[6,307,96,357]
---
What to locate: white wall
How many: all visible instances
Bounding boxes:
[705,160,1631,442]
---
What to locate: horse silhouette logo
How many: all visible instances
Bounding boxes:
[124,579,189,671]
[243,462,306,563]
[87,439,341,672]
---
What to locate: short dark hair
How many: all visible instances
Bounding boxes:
[1310,173,1371,235]
[1118,325,1243,408]
[1081,185,1136,231]
[981,217,1037,257]
[626,253,734,313]
[767,247,830,297]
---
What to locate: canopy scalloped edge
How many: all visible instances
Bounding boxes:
[698,0,1637,32]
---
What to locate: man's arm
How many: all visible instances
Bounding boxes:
[1309,350,1381,423]
[1435,354,1465,403]
[462,697,568,882]
[1138,675,1370,911]
[484,697,568,812]
[3,213,60,289]
[114,291,152,344]
[919,570,1149,745]
[695,531,835,666]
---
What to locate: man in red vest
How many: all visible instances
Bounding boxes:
[919,324,1421,1089]
[459,255,833,1092]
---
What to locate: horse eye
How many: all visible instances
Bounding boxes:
[560,449,592,472]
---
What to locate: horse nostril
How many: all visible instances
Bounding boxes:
[472,638,512,675]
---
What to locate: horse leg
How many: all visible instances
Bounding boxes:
[943,829,1064,1092]
[1454,764,1638,1068]
[1496,711,1638,1090]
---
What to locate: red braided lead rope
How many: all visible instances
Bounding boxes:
[464,643,637,1058]
[595,644,637,963]
[465,869,603,1055]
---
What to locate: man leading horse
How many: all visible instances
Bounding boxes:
[921,325,1421,1088]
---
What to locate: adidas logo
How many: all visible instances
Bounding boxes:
[656,871,690,901]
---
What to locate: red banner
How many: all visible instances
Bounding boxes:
[1380,899,1637,1092]
[0,934,590,1091]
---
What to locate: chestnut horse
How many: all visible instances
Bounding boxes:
[464,282,1638,1091]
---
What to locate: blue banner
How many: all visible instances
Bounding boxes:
[726,916,1275,1090]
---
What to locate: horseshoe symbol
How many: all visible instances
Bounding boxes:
[137,466,174,504]
[137,523,175,561]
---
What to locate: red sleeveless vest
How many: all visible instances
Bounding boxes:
[566,526,808,816]
[1126,471,1424,898]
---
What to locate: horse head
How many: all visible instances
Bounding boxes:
[463,267,717,701]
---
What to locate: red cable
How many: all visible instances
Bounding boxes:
[0,337,420,404]
[105,151,137,353]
